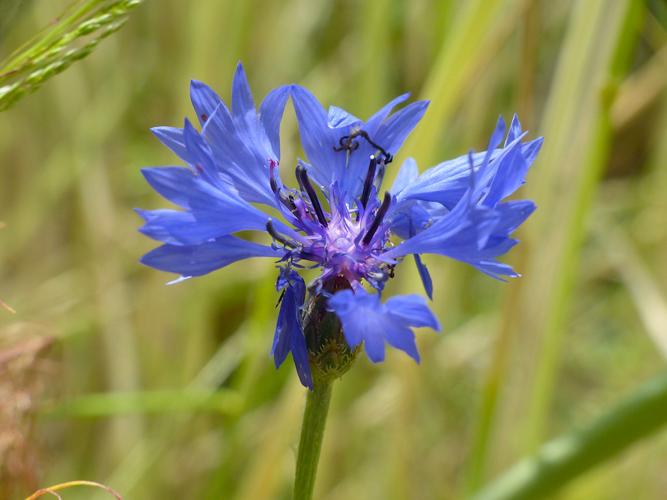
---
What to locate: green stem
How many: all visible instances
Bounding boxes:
[294,380,333,500]
[472,371,667,500]
[2,0,106,72]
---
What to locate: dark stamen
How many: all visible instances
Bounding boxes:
[296,165,328,227]
[363,192,392,245]
[270,175,279,194]
[374,156,386,190]
[296,167,307,193]
[333,135,360,152]
[266,220,298,249]
[357,130,393,164]
[275,289,286,308]
[269,159,281,194]
[360,155,377,209]
[270,172,298,213]
[284,195,298,213]
[332,129,393,163]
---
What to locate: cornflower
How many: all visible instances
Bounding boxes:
[138,64,542,390]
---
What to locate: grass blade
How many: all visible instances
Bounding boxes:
[0,0,143,111]
[472,371,667,500]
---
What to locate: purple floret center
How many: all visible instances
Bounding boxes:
[267,152,395,290]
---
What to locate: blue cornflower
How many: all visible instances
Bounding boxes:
[138,63,543,389]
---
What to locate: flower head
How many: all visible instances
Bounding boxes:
[138,63,543,389]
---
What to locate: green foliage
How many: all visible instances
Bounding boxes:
[0,0,142,111]
[1,1,666,499]
[474,371,667,500]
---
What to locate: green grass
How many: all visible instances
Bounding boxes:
[1,1,667,499]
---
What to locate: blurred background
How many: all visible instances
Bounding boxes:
[1,0,666,499]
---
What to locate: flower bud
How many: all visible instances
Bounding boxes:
[303,277,359,384]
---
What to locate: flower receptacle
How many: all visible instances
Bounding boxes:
[303,278,359,384]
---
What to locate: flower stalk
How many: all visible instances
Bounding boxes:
[293,281,355,498]
[294,379,333,500]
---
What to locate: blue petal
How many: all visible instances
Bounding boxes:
[289,85,345,188]
[201,97,278,206]
[396,116,542,213]
[183,118,224,187]
[140,163,291,246]
[494,200,536,233]
[480,134,529,206]
[141,166,222,209]
[327,105,361,129]
[506,113,523,145]
[396,151,492,208]
[385,294,440,330]
[385,192,534,280]
[290,87,428,201]
[140,236,282,277]
[135,208,189,245]
[386,199,492,258]
[155,68,288,208]
[138,207,270,245]
[364,93,411,132]
[392,191,464,243]
[151,126,190,162]
[390,158,420,195]
[413,254,433,300]
[485,116,507,161]
[190,80,224,125]
[328,289,438,364]
[231,63,276,159]
[291,331,313,390]
[388,201,429,239]
[364,324,387,362]
[472,260,519,280]
[523,137,544,165]
[272,271,313,389]
[372,100,429,155]
[340,100,429,198]
[140,166,272,238]
[384,326,420,362]
[231,63,256,120]
[272,273,304,364]
[388,158,451,242]
[137,209,198,245]
[260,85,290,157]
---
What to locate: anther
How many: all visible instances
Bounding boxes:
[270,175,279,194]
[269,159,283,196]
[333,129,393,164]
[374,156,386,190]
[360,155,377,209]
[362,192,392,245]
[266,220,298,249]
[296,165,328,227]
[333,135,360,152]
[357,130,393,163]
[269,163,299,213]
